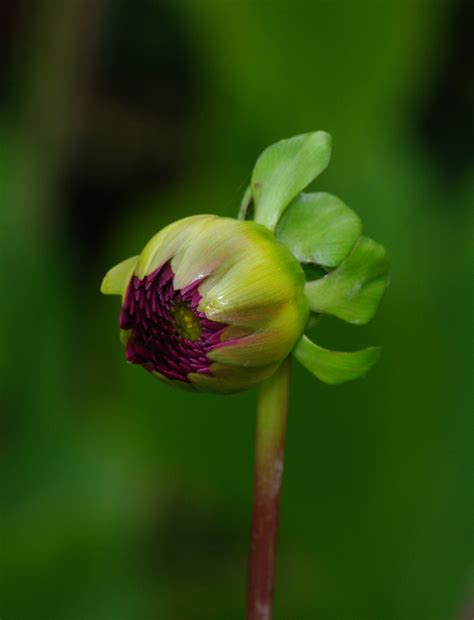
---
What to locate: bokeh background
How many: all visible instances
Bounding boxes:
[1,1,473,619]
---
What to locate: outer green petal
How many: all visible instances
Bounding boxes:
[209,302,289,332]
[135,214,216,279]
[305,236,389,324]
[200,253,297,317]
[171,217,250,290]
[252,131,332,231]
[101,256,138,298]
[199,223,306,319]
[189,362,279,394]
[208,301,304,367]
[293,335,381,385]
[276,192,362,267]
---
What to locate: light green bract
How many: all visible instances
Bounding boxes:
[102,131,388,393]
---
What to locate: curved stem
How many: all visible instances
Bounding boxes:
[246,358,291,620]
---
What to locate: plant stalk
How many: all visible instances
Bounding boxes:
[246,357,291,620]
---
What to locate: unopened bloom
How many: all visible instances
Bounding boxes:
[101,215,309,393]
[102,131,389,392]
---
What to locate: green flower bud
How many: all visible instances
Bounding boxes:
[102,131,389,391]
[101,215,309,393]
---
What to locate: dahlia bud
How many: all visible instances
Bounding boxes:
[101,215,309,393]
[102,131,389,392]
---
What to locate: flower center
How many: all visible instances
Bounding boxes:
[171,301,202,341]
[119,262,226,382]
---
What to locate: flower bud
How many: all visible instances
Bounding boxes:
[101,215,309,393]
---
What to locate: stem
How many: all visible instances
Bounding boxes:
[246,357,291,620]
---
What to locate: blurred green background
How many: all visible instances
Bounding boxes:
[1,1,473,619]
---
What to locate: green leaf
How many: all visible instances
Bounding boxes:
[305,236,389,324]
[293,334,381,385]
[251,131,332,231]
[276,192,362,267]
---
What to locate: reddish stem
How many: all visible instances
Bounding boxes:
[246,358,291,620]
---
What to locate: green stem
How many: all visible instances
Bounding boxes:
[246,358,291,620]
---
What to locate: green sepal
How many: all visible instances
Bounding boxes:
[251,131,332,231]
[305,236,389,324]
[188,362,279,394]
[293,334,381,385]
[101,256,138,298]
[276,192,362,268]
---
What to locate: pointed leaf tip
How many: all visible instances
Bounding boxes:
[293,335,381,385]
[252,131,332,231]
[101,255,138,297]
